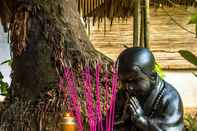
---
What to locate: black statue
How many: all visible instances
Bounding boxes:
[114,47,184,131]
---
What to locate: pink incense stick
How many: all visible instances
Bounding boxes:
[107,65,118,131]
[96,63,103,131]
[111,67,118,131]
[64,67,83,131]
[82,67,96,131]
[104,72,110,130]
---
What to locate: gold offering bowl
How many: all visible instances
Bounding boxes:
[61,113,78,131]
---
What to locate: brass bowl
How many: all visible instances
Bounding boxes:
[61,115,78,131]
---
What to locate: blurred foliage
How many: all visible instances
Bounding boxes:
[0,72,8,95]
[193,72,197,77]
[0,59,12,66]
[178,50,197,66]
[184,114,197,131]
[187,5,197,37]
[188,13,197,24]
[0,59,11,96]
[179,50,197,77]
[154,63,165,79]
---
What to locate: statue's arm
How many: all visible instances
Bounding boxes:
[134,91,184,131]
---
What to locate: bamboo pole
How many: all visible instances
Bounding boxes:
[140,0,145,47]
[196,24,197,38]
[133,0,141,47]
[144,0,150,48]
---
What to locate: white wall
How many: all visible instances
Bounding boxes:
[0,26,11,85]
[0,26,10,101]
[164,70,197,108]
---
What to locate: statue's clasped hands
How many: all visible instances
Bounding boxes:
[128,97,144,121]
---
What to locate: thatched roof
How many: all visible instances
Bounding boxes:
[0,0,196,31]
[79,0,197,18]
[78,0,134,18]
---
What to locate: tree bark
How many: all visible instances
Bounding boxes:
[0,0,112,130]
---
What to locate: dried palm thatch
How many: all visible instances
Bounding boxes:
[76,0,197,33]
[78,0,197,18]
[0,0,197,31]
[78,0,135,18]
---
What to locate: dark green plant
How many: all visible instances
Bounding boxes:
[0,59,11,96]
[188,13,197,37]
[184,114,197,131]
[178,50,197,77]
[0,59,12,66]
[188,14,197,24]
[0,72,8,95]
[179,50,197,66]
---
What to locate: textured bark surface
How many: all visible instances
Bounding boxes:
[0,0,113,130]
[11,0,95,100]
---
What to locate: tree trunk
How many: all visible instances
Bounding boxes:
[0,0,112,130]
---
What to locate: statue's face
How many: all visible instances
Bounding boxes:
[119,66,152,97]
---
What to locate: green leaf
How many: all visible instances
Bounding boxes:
[0,80,8,95]
[154,63,165,79]
[0,72,3,80]
[0,59,12,66]
[184,114,197,130]
[0,72,8,95]
[192,72,197,77]
[178,50,197,66]
[188,14,197,24]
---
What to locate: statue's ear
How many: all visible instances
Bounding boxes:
[129,65,139,72]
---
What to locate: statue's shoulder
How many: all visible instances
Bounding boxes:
[161,81,183,105]
[163,81,181,97]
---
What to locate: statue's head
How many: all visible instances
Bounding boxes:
[117,47,156,96]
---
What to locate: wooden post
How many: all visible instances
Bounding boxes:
[144,0,150,48]
[133,0,141,47]
[140,0,145,47]
[196,24,197,38]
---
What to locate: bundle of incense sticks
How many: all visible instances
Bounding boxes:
[63,67,84,131]
[60,62,118,131]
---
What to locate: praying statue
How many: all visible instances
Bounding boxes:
[114,47,184,131]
